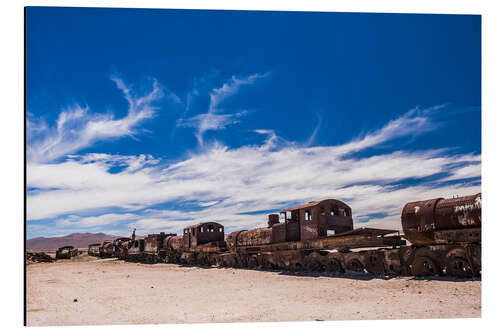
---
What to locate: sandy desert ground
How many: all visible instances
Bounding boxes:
[26,254,481,326]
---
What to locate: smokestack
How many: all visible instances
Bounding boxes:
[268,214,279,227]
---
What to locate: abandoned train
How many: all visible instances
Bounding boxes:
[90,193,481,278]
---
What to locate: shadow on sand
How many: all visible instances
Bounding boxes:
[175,262,481,282]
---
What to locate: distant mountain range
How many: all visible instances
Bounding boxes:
[26,232,128,251]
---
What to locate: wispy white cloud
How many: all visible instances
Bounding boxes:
[56,213,139,228]
[177,73,269,145]
[27,76,164,163]
[27,106,481,236]
[332,105,443,155]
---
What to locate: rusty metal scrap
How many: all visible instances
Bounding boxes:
[402,193,481,245]
[26,251,54,263]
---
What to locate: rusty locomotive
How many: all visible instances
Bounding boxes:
[93,193,481,278]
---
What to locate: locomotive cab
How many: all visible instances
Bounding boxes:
[280,199,354,241]
[128,239,145,254]
[183,222,224,249]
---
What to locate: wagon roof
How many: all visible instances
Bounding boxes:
[185,221,223,230]
[280,199,350,213]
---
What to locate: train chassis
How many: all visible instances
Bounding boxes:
[160,243,480,278]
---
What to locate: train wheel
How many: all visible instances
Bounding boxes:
[411,256,440,276]
[294,262,304,271]
[260,255,273,269]
[365,253,385,275]
[446,257,473,278]
[305,253,324,272]
[326,258,343,274]
[345,258,364,274]
[247,256,259,269]
[235,255,247,268]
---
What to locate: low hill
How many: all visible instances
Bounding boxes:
[26,232,124,251]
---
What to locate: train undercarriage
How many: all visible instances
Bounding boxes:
[161,227,481,278]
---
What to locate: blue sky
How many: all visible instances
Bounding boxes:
[26,7,481,238]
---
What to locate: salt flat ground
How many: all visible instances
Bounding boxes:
[26,255,481,326]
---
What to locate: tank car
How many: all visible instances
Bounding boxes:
[401,193,481,277]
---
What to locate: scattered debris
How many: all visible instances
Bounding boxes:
[26,252,54,264]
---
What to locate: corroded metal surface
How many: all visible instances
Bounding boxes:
[99,241,114,257]
[55,246,78,259]
[402,193,481,245]
[87,243,101,256]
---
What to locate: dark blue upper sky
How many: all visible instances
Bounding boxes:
[27,7,481,160]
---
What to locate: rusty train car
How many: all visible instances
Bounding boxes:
[163,222,227,265]
[400,193,481,277]
[112,237,131,259]
[218,199,406,274]
[87,243,101,256]
[98,240,114,258]
[87,193,481,278]
[125,232,176,263]
[55,245,78,259]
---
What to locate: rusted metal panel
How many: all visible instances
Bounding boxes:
[402,193,481,245]
[236,228,272,247]
[144,233,175,254]
[401,198,441,233]
[285,220,300,241]
[164,235,183,251]
[182,222,224,249]
[271,222,286,243]
[435,193,481,229]
[226,230,246,251]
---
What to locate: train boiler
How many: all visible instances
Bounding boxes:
[401,193,481,277]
